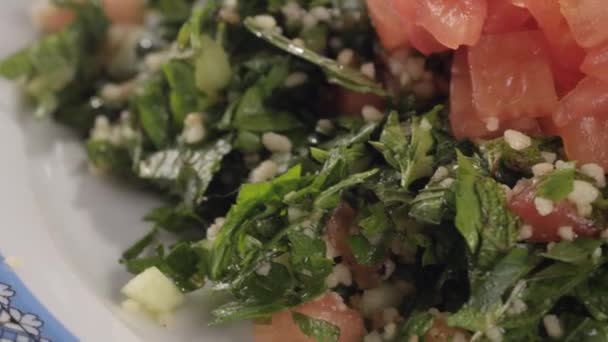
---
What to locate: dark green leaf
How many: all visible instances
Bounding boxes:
[448,247,539,331]
[314,168,379,209]
[243,17,386,96]
[541,239,604,265]
[138,139,232,205]
[137,78,171,148]
[120,229,158,262]
[501,260,602,330]
[212,300,287,324]
[575,268,608,321]
[163,59,207,128]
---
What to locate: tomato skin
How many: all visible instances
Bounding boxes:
[413,0,488,49]
[391,0,450,55]
[468,31,558,121]
[484,0,532,34]
[325,204,381,289]
[581,43,608,83]
[558,114,608,170]
[366,0,409,51]
[407,25,452,55]
[559,0,608,49]
[553,76,608,127]
[522,0,586,94]
[254,293,366,342]
[449,48,542,140]
[508,182,598,242]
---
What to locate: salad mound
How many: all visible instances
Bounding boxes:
[2,0,608,341]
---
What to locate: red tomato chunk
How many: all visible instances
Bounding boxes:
[558,114,608,170]
[484,0,531,34]
[255,293,365,342]
[367,0,410,52]
[508,182,598,242]
[581,43,608,83]
[553,76,608,127]
[468,31,558,121]
[414,0,488,49]
[559,0,608,48]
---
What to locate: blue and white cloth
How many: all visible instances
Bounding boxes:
[0,256,77,342]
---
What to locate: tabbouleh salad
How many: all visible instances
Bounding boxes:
[3,0,608,341]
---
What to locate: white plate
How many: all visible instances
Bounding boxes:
[0,1,250,341]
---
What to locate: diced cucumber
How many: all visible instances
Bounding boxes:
[121,267,184,313]
[195,35,232,96]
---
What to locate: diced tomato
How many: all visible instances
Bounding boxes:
[335,88,385,117]
[553,76,608,127]
[559,0,608,48]
[522,0,586,94]
[468,31,558,121]
[581,43,608,83]
[325,204,381,289]
[508,182,598,242]
[413,0,488,49]
[484,0,532,34]
[407,25,452,55]
[31,3,75,33]
[538,116,560,136]
[255,293,366,342]
[449,48,542,139]
[102,0,145,25]
[391,0,450,55]
[450,48,495,139]
[558,114,608,170]
[366,0,409,51]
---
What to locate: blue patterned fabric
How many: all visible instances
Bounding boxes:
[0,255,77,342]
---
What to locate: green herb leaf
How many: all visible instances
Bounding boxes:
[138,139,232,205]
[501,260,602,331]
[454,152,484,252]
[292,312,340,342]
[541,239,604,265]
[448,247,539,331]
[359,203,390,239]
[536,168,576,202]
[243,17,386,96]
[454,152,519,269]
[314,168,379,209]
[395,312,436,339]
[375,108,439,189]
[0,1,108,116]
[137,78,171,148]
[575,268,608,321]
[212,301,287,324]
[163,59,208,128]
